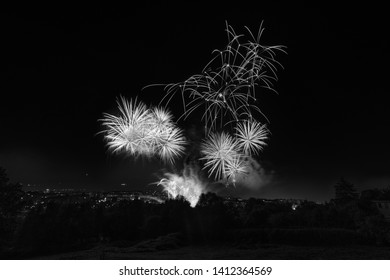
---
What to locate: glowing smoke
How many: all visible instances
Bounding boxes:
[234,157,274,190]
[157,164,207,207]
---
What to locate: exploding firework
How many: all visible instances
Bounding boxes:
[235,119,268,156]
[100,96,186,163]
[149,21,286,132]
[100,96,150,155]
[154,126,187,164]
[224,155,249,185]
[199,123,268,184]
[200,131,244,181]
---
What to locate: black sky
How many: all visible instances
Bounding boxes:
[1,3,389,201]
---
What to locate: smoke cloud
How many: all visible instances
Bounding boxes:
[235,157,274,190]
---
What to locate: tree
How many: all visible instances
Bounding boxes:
[360,187,390,201]
[334,178,358,203]
[0,167,9,186]
[0,167,24,217]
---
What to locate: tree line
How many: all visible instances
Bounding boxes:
[1,167,390,258]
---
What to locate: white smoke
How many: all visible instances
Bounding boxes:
[156,157,273,206]
[157,163,207,207]
[233,157,274,190]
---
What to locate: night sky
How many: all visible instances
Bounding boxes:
[1,3,389,201]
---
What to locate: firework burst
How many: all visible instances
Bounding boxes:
[155,127,187,164]
[200,131,245,181]
[149,21,286,132]
[100,97,150,155]
[151,107,174,129]
[100,96,186,162]
[235,119,268,156]
[224,155,249,185]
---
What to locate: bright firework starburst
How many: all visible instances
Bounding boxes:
[154,127,187,164]
[100,97,150,155]
[235,119,268,156]
[100,96,186,163]
[200,131,244,181]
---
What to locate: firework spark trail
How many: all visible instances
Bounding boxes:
[150,21,286,133]
[100,96,186,163]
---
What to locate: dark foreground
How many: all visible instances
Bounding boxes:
[27,232,390,260]
[3,181,390,260]
[35,241,390,260]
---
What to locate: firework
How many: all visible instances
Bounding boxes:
[224,155,249,185]
[199,120,269,184]
[154,126,187,164]
[151,107,174,129]
[151,21,286,132]
[200,131,245,181]
[235,119,268,156]
[100,96,186,162]
[100,97,150,155]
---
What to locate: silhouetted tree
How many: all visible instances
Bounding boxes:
[0,167,24,255]
[0,167,24,217]
[197,192,224,207]
[334,177,358,203]
[361,187,390,201]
